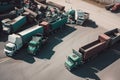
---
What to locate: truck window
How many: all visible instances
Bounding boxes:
[5,46,13,51]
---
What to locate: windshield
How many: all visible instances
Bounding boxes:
[29,42,36,47]
[68,56,74,63]
[5,46,13,51]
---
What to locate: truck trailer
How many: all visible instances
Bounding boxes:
[2,15,27,34]
[4,25,43,56]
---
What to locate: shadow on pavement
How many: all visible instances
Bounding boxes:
[12,48,35,64]
[83,19,98,28]
[71,42,120,80]
[35,25,76,59]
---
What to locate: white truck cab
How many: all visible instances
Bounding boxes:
[2,18,11,33]
[4,34,23,56]
[4,43,16,56]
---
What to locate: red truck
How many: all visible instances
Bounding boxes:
[105,3,120,12]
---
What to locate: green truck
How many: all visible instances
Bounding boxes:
[27,33,48,55]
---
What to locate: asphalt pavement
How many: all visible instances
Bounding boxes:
[0,0,120,80]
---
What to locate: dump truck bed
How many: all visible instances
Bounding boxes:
[79,34,110,61]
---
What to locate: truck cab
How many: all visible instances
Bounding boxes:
[4,43,16,56]
[65,49,83,71]
[2,18,12,34]
[75,10,89,25]
[27,33,47,55]
[4,34,22,56]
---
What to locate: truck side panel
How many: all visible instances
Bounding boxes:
[51,17,67,30]
[79,34,110,61]
[12,16,27,32]
[18,25,43,44]
[80,40,107,61]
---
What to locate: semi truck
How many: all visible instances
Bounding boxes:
[2,15,27,34]
[65,28,120,71]
[65,34,110,71]
[4,25,43,56]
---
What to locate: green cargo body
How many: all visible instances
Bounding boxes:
[0,4,14,13]
[11,16,27,32]
[18,25,43,44]
[50,17,67,30]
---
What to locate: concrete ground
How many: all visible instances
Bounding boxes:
[0,0,120,80]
